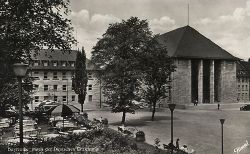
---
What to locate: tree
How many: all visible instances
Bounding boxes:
[0,0,75,109]
[140,36,175,121]
[0,77,33,117]
[91,17,152,124]
[73,47,88,112]
[0,0,76,63]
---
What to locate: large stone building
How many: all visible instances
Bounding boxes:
[236,60,250,102]
[29,50,103,109]
[158,26,239,105]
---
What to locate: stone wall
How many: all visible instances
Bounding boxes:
[221,61,237,103]
[171,59,237,105]
[172,59,192,104]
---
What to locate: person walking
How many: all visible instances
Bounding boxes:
[195,99,198,106]
[176,138,180,150]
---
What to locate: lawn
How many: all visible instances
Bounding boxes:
[86,107,250,154]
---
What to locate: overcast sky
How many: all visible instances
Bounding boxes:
[69,0,250,60]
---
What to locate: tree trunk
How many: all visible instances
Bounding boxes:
[151,102,156,121]
[121,111,126,125]
[81,103,83,112]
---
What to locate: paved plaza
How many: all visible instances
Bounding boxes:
[81,104,250,154]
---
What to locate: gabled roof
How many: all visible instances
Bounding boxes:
[157,25,239,60]
[30,49,100,70]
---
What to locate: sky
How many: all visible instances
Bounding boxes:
[69,0,250,60]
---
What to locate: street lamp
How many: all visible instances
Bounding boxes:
[168,103,176,154]
[13,63,28,152]
[220,119,225,154]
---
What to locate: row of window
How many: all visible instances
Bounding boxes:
[237,93,249,100]
[34,95,93,102]
[33,60,75,67]
[34,95,76,102]
[238,77,249,83]
[34,84,93,91]
[237,85,249,91]
[32,72,93,80]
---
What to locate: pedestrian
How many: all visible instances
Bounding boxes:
[195,99,198,106]
[176,138,180,150]
[217,103,220,110]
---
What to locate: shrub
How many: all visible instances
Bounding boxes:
[102,118,108,125]
[136,131,145,142]
[83,113,88,119]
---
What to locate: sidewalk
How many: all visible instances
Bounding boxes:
[185,102,249,110]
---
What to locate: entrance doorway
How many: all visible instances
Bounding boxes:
[191,60,199,103]
[203,60,210,103]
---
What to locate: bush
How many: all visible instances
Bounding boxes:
[102,118,108,125]
[136,131,145,142]
[83,113,88,119]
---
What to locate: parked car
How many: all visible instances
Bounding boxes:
[240,104,250,111]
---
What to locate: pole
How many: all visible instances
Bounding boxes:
[18,77,23,153]
[188,3,189,25]
[168,104,176,154]
[220,119,225,154]
[67,79,68,105]
[171,110,173,154]
[221,123,224,154]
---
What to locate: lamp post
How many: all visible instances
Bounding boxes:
[67,79,69,105]
[168,103,176,154]
[13,63,28,153]
[220,119,225,154]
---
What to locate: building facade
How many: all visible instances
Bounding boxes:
[236,60,250,102]
[158,26,238,105]
[29,50,103,109]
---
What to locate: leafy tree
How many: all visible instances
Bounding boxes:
[73,47,88,112]
[92,17,152,124]
[0,0,76,63]
[0,77,33,117]
[0,0,75,109]
[140,36,175,121]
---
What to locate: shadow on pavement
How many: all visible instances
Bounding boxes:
[110,115,179,127]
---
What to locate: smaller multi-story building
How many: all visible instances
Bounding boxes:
[29,49,103,109]
[236,60,250,102]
